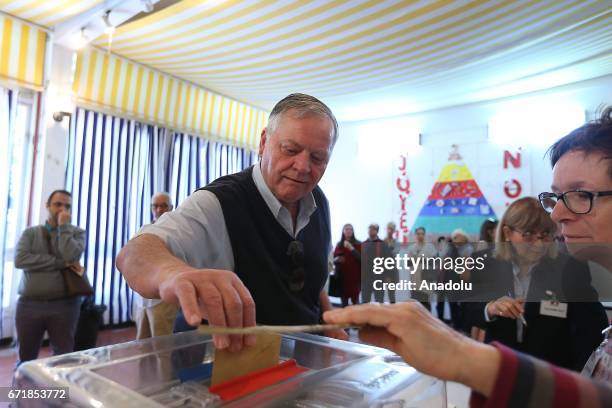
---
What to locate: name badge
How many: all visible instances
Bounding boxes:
[540,301,568,318]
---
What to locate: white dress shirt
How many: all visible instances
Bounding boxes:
[137,164,319,301]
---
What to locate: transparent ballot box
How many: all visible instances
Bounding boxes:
[14,330,446,407]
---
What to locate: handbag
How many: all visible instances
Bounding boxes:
[42,226,93,297]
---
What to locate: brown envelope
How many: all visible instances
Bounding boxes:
[211,332,282,385]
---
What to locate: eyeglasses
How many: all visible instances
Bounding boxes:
[151,203,169,209]
[509,227,552,242]
[538,190,612,215]
[286,240,305,292]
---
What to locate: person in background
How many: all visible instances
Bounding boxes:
[450,229,474,257]
[362,223,395,303]
[333,224,361,307]
[405,227,437,309]
[14,190,85,365]
[471,219,498,340]
[325,106,612,407]
[150,192,174,223]
[436,228,473,328]
[476,218,498,252]
[134,192,179,339]
[435,236,449,258]
[434,235,450,321]
[117,93,348,351]
[383,222,399,255]
[469,197,607,370]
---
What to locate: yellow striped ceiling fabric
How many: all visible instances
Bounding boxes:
[0,0,102,28]
[0,13,46,89]
[93,0,612,112]
[73,48,268,150]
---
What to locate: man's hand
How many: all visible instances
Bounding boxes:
[324,302,501,397]
[158,268,256,352]
[65,261,84,276]
[57,209,71,226]
[486,296,525,320]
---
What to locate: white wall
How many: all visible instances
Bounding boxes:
[321,75,612,244]
[32,44,76,224]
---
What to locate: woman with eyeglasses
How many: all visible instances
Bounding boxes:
[333,224,362,307]
[324,106,612,407]
[467,197,607,371]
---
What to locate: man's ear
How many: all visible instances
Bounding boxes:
[258,128,268,158]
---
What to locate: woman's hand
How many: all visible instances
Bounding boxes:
[343,240,354,251]
[486,296,525,320]
[324,302,501,397]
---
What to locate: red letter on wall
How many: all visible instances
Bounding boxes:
[503,150,521,169]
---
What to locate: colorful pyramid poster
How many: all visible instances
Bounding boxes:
[412,146,496,236]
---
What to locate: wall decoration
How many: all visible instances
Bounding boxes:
[411,145,497,236]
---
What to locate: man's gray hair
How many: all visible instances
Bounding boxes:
[152,191,173,208]
[267,93,339,146]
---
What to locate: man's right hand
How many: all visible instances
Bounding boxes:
[57,209,71,226]
[158,268,256,352]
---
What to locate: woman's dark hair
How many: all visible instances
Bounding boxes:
[338,223,359,246]
[548,106,612,178]
[479,218,498,243]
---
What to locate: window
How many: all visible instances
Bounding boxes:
[0,88,36,338]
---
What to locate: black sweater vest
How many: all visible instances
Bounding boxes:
[198,166,330,325]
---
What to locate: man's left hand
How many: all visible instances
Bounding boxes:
[323,328,349,341]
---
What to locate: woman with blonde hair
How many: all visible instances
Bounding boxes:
[467,196,607,370]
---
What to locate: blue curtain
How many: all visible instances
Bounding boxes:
[66,108,257,325]
[167,132,257,206]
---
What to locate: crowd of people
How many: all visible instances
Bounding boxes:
[11,93,611,406]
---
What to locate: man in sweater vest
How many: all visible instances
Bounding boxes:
[117,94,347,352]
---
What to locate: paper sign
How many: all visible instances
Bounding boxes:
[540,301,568,318]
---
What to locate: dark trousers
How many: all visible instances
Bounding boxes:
[436,293,460,324]
[361,281,385,303]
[15,297,81,366]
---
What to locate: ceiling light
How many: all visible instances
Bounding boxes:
[102,11,115,35]
[71,27,88,50]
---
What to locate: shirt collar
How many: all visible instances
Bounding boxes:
[511,262,535,279]
[45,221,57,232]
[252,163,317,219]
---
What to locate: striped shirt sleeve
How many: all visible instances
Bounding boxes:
[470,342,612,408]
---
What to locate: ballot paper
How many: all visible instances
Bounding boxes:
[197,323,356,335]
[211,332,282,385]
[204,323,357,385]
